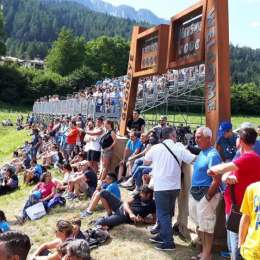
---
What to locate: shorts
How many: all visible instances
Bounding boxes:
[99,190,122,212]
[189,192,221,234]
[101,148,113,159]
[86,150,101,162]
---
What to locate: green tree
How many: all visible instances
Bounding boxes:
[0,4,6,55]
[85,36,129,78]
[46,28,86,76]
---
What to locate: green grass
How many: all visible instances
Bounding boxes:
[144,112,260,129]
[1,107,259,259]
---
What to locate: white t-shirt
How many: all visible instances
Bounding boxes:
[144,139,196,191]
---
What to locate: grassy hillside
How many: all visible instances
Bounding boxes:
[1,108,259,259]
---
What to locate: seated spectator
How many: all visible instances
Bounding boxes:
[117,131,143,182]
[239,182,260,260]
[66,166,97,200]
[70,219,86,240]
[16,172,56,224]
[0,231,31,260]
[216,121,237,162]
[150,115,168,140]
[24,159,44,185]
[57,163,75,192]
[80,172,120,217]
[0,167,18,196]
[121,132,158,193]
[58,239,91,260]
[0,211,10,233]
[32,220,74,259]
[96,186,156,229]
[208,127,260,260]
[126,109,145,134]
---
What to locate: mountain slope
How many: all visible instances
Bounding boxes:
[3,0,148,59]
[70,0,168,25]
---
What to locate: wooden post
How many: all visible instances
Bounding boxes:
[205,0,231,142]
[119,26,145,136]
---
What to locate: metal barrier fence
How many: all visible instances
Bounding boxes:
[33,97,122,119]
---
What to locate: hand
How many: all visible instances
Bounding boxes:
[207,169,217,177]
[225,175,238,185]
[136,215,144,223]
[129,213,137,223]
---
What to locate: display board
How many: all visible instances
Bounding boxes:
[119,0,231,142]
[168,1,207,69]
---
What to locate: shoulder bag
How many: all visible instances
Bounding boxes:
[226,184,242,233]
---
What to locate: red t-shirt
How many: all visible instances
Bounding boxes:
[37,181,56,198]
[224,152,260,214]
[67,127,79,145]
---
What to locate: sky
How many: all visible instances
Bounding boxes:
[104,0,260,49]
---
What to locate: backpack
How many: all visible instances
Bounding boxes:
[82,228,110,249]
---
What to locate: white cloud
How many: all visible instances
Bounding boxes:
[249,21,260,28]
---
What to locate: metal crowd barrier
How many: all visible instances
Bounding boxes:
[33,98,122,120]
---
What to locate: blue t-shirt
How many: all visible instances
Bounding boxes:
[127,138,142,154]
[34,164,43,179]
[0,221,10,233]
[106,182,121,200]
[217,134,237,161]
[192,147,222,187]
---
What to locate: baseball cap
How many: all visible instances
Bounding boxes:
[218,121,232,137]
[234,122,255,133]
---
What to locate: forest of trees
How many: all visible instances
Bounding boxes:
[1,0,260,114]
[3,0,145,59]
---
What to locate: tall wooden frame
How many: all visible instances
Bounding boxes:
[119,0,230,141]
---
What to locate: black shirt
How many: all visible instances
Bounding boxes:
[128,194,156,218]
[84,170,97,189]
[127,118,145,132]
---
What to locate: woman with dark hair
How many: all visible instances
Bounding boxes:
[16,172,56,224]
[32,220,74,259]
[100,120,117,180]
[0,168,18,195]
[0,211,10,233]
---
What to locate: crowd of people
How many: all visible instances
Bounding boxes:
[0,107,260,260]
[33,65,205,117]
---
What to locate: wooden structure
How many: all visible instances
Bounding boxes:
[119,0,231,142]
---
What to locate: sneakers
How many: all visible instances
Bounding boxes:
[80,210,93,218]
[66,193,78,200]
[15,215,25,225]
[150,223,160,235]
[155,243,176,251]
[130,188,140,196]
[120,177,133,188]
[149,236,163,244]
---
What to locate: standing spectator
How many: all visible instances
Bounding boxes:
[0,231,31,260]
[189,127,222,260]
[239,182,260,260]
[100,120,117,181]
[127,110,145,134]
[30,128,42,159]
[144,127,196,251]
[216,122,237,162]
[65,121,79,161]
[208,127,260,260]
[151,115,168,140]
[84,117,104,173]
